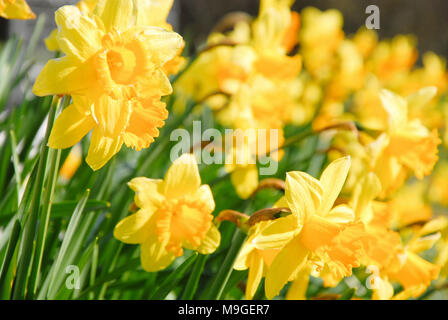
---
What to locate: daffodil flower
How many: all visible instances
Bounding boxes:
[369,89,441,196]
[33,0,184,170]
[114,154,220,272]
[235,157,370,299]
[0,0,35,20]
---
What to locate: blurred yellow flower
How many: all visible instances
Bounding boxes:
[59,144,83,181]
[225,143,259,200]
[388,220,443,297]
[114,154,220,272]
[0,0,35,20]
[429,161,448,206]
[370,89,441,197]
[300,7,344,81]
[33,1,183,170]
[389,181,433,228]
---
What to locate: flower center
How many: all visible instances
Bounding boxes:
[156,197,213,256]
[94,28,150,99]
[106,47,137,85]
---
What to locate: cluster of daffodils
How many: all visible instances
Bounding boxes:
[175,0,302,199]
[6,0,448,300]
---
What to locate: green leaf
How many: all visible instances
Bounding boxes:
[181,255,208,300]
[46,189,91,299]
[150,253,198,300]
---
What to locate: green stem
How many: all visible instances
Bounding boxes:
[181,255,208,300]
[206,229,247,300]
[28,97,69,298]
[12,96,62,300]
[149,253,198,300]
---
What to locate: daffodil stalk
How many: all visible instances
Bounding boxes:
[28,96,71,297]
[13,95,65,299]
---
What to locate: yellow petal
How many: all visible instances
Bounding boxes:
[193,185,216,213]
[246,252,264,300]
[409,233,441,254]
[196,225,221,255]
[136,69,173,98]
[390,252,440,291]
[113,207,156,244]
[86,127,123,171]
[140,233,176,272]
[163,154,201,198]
[351,172,381,221]
[55,5,103,61]
[96,0,133,32]
[418,217,448,237]
[372,277,394,300]
[318,156,351,216]
[122,98,168,151]
[48,100,95,149]
[285,171,318,223]
[326,204,355,224]
[128,177,165,208]
[134,0,173,27]
[273,195,288,208]
[231,165,259,199]
[45,29,60,52]
[406,86,437,111]
[265,236,309,299]
[1,0,35,20]
[234,241,254,271]
[32,56,97,97]
[380,89,408,130]
[252,215,299,250]
[291,171,323,210]
[92,95,131,137]
[140,27,184,66]
[286,267,310,300]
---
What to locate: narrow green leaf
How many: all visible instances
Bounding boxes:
[0,220,21,299]
[181,255,208,300]
[12,96,62,300]
[150,253,198,300]
[47,189,91,299]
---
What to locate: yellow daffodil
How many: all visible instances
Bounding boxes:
[33,1,184,170]
[367,35,417,88]
[240,157,371,299]
[176,0,301,114]
[299,7,344,81]
[114,154,220,272]
[352,28,378,59]
[0,0,35,20]
[350,173,442,300]
[387,220,443,297]
[369,89,441,197]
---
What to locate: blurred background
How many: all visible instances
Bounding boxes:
[1,0,448,62]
